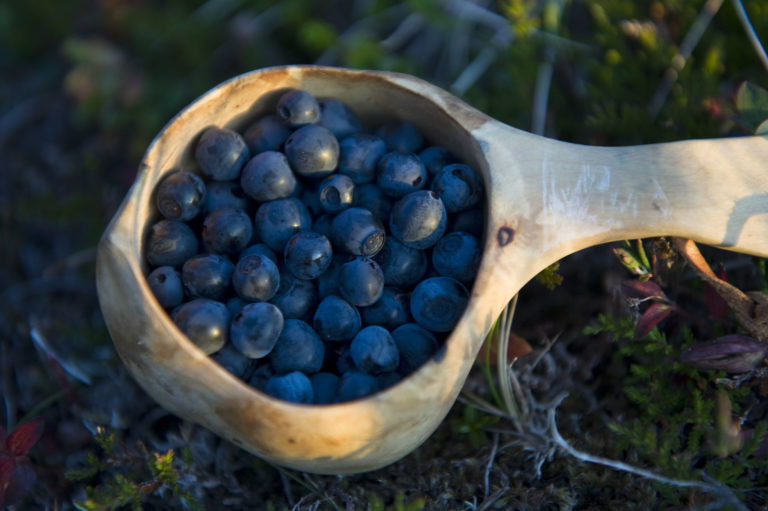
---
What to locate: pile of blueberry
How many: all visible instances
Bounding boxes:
[144,89,484,404]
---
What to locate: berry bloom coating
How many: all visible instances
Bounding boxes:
[243,114,291,154]
[350,326,399,375]
[373,238,427,288]
[181,254,234,301]
[313,294,361,342]
[338,134,386,184]
[318,98,362,139]
[318,173,355,213]
[269,272,317,321]
[195,127,250,181]
[418,146,456,175]
[241,151,297,202]
[360,287,410,330]
[172,298,229,354]
[211,344,256,380]
[391,323,439,375]
[155,171,206,221]
[335,371,379,402]
[264,371,314,404]
[201,207,253,255]
[331,207,386,257]
[270,319,325,374]
[254,197,312,252]
[410,277,469,333]
[310,372,340,404]
[389,190,447,249]
[202,180,250,215]
[284,124,339,178]
[147,266,184,309]
[277,89,320,126]
[145,220,198,268]
[232,253,280,302]
[283,232,333,280]
[376,120,423,153]
[339,257,385,307]
[230,302,284,358]
[431,231,482,283]
[376,152,427,198]
[430,163,483,213]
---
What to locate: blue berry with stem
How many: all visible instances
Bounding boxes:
[269,319,325,374]
[241,151,297,202]
[264,371,314,404]
[201,207,253,255]
[182,253,234,301]
[145,220,198,268]
[410,276,469,333]
[339,257,385,307]
[331,207,386,257]
[389,190,447,249]
[230,301,284,358]
[195,127,250,181]
[318,173,355,213]
[376,152,427,198]
[155,171,206,221]
[283,231,333,280]
[232,253,280,302]
[172,298,229,354]
[430,163,483,213]
[277,89,320,126]
[147,266,184,309]
[284,124,339,179]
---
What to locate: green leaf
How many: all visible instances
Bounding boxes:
[735,81,768,132]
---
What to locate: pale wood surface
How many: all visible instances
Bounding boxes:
[96,66,768,474]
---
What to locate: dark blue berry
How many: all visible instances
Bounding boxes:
[338,134,386,184]
[172,298,229,354]
[360,287,410,330]
[372,237,427,288]
[391,323,439,375]
[339,257,385,307]
[376,152,427,198]
[243,114,292,154]
[277,89,320,126]
[313,295,361,342]
[147,266,184,309]
[283,232,333,280]
[202,207,253,254]
[318,98,362,139]
[350,326,399,374]
[155,171,206,221]
[247,362,274,391]
[353,183,392,223]
[311,213,335,240]
[335,371,379,402]
[203,180,250,215]
[253,197,312,252]
[269,272,317,321]
[331,207,386,257]
[182,254,234,301]
[239,243,279,265]
[230,301,284,358]
[195,127,250,181]
[430,163,483,213]
[269,319,325,374]
[241,151,298,202]
[284,124,339,179]
[419,146,457,175]
[316,254,349,299]
[318,174,355,213]
[226,296,248,316]
[432,232,482,283]
[410,276,469,333]
[389,190,447,249]
[211,343,256,380]
[376,120,423,153]
[449,208,485,238]
[264,371,314,404]
[310,372,340,404]
[145,220,198,268]
[232,253,280,302]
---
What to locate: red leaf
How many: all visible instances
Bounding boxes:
[622,279,667,300]
[5,418,43,457]
[634,302,673,338]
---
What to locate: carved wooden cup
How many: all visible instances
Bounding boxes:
[97,65,768,474]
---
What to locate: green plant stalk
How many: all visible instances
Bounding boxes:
[496,295,524,432]
[482,317,505,411]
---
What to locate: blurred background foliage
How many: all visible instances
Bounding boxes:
[2,0,768,509]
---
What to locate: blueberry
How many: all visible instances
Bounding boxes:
[239,243,279,266]
[155,171,206,221]
[332,346,356,374]
[338,134,386,184]
[211,343,256,380]
[372,238,427,288]
[269,319,325,374]
[310,372,340,404]
[419,146,457,175]
[432,232,481,283]
[391,323,439,375]
[376,152,427,198]
[277,89,320,126]
[318,174,355,213]
[312,213,335,240]
[318,98,362,139]
[226,296,248,316]
[353,183,392,223]
[376,120,423,153]
[269,272,317,321]
[335,371,379,402]
[338,257,385,307]
[316,254,349,299]
[195,127,250,181]
[202,180,250,215]
[145,220,198,268]
[254,197,312,252]
[241,151,298,202]
[147,266,184,309]
[430,163,483,213]
[264,371,314,404]
[230,302,284,358]
[410,277,469,333]
[350,326,399,374]
[232,253,280,302]
[172,298,229,354]
[313,295,361,342]
[331,207,386,257]
[247,362,274,391]
[182,253,234,301]
[201,207,253,255]
[284,124,339,179]
[449,208,485,238]
[243,114,292,154]
[360,287,410,330]
[283,232,333,280]
[389,190,447,249]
